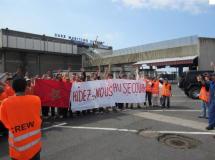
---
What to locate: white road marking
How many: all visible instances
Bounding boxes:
[171,100,201,103]
[172,95,187,97]
[42,123,67,131]
[55,126,138,133]
[147,109,201,112]
[122,109,201,113]
[145,130,215,135]
[53,125,215,135]
[132,112,207,131]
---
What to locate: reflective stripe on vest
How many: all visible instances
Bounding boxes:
[9,129,41,142]
[9,129,41,152]
[9,138,41,152]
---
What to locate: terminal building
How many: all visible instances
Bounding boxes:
[0,28,112,75]
[1,28,215,77]
[87,36,215,76]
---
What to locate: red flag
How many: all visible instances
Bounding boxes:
[34,79,72,108]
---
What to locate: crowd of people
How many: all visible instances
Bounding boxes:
[0,67,215,160]
[2,67,215,129]
[1,68,215,130]
[1,68,173,120]
[1,67,172,111]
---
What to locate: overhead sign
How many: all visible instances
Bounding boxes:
[54,33,104,45]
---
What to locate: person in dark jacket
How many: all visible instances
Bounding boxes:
[206,73,215,130]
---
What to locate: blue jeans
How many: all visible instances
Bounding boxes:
[208,101,215,127]
[162,96,170,108]
[200,101,208,118]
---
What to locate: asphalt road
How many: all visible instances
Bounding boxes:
[1,85,215,160]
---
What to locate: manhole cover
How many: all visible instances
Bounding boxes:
[157,134,201,149]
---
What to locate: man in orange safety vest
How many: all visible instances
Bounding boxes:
[197,74,210,119]
[0,78,42,160]
[161,79,171,108]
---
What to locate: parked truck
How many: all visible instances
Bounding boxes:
[178,70,214,99]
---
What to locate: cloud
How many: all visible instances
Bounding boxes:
[112,0,209,14]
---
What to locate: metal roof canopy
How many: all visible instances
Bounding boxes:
[109,36,198,57]
[134,56,198,67]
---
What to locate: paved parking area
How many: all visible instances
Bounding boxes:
[1,85,215,160]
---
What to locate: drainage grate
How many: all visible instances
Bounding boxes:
[157,134,201,149]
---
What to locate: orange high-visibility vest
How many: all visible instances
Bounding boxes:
[146,80,152,92]
[0,92,8,105]
[0,95,42,160]
[199,86,209,102]
[152,80,159,95]
[162,83,171,97]
[5,84,15,97]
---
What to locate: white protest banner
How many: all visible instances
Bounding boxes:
[70,79,146,111]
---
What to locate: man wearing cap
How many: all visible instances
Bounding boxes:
[0,76,15,97]
[206,73,215,130]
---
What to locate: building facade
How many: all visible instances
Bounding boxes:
[87,36,215,73]
[0,29,82,75]
[1,29,214,76]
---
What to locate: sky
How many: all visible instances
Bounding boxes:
[0,0,215,50]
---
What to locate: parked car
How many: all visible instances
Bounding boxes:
[178,70,214,99]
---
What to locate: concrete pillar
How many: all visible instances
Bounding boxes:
[1,52,6,72]
[189,65,197,71]
[178,66,183,77]
[81,55,85,68]
[135,66,140,80]
[108,64,111,73]
[37,54,41,75]
[113,72,116,79]
[19,53,27,74]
